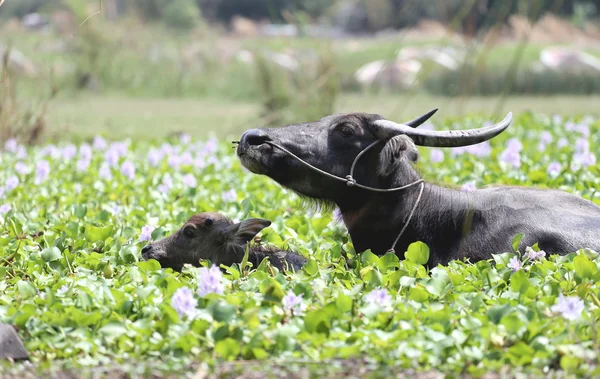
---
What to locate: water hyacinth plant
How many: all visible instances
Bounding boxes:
[0,113,599,376]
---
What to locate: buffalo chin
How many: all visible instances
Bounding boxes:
[237,145,274,175]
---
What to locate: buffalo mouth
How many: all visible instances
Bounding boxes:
[236,140,276,175]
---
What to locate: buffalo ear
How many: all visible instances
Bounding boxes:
[378,135,419,177]
[222,218,272,247]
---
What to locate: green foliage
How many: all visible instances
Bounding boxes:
[162,0,200,31]
[0,112,600,376]
[423,65,600,96]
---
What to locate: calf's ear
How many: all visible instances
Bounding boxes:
[223,218,272,246]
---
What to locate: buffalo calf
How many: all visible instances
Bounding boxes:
[141,212,307,272]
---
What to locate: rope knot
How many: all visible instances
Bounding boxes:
[345,175,356,187]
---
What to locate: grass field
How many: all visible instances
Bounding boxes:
[45,94,600,141]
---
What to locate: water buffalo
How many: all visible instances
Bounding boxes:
[141,212,307,272]
[235,110,600,267]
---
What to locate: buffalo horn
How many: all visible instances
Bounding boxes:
[372,112,513,147]
[404,108,438,128]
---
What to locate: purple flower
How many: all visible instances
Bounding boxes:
[364,288,392,307]
[202,138,218,155]
[333,208,343,223]
[44,145,61,159]
[56,285,69,296]
[180,152,194,166]
[139,225,154,242]
[182,174,197,188]
[557,138,569,149]
[469,142,492,158]
[507,256,522,272]
[222,189,237,203]
[110,141,129,157]
[6,175,20,192]
[576,124,590,137]
[99,162,112,180]
[430,149,444,163]
[506,138,523,153]
[4,138,18,153]
[180,133,192,144]
[16,146,27,159]
[79,144,92,161]
[167,154,181,169]
[35,160,50,184]
[461,181,476,192]
[565,121,576,131]
[158,174,173,193]
[76,159,90,173]
[147,149,163,167]
[551,294,584,320]
[197,265,225,297]
[499,148,521,168]
[15,162,29,175]
[104,148,120,167]
[526,246,546,260]
[120,161,135,180]
[537,142,547,152]
[171,287,198,319]
[193,156,206,169]
[573,152,597,169]
[552,115,562,125]
[74,183,82,194]
[0,204,11,214]
[207,156,219,167]
[282,290,306,315]
[540,131,553,145]
[547,162,562,179]
[62,144,77,160]
[93,136,107,150]
[160,143,175,155]
[575,138,589,153]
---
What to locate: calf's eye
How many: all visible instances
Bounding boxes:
[204,218,213,226]
[183,226,196,238]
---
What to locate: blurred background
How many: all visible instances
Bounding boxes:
[1,0,600,143]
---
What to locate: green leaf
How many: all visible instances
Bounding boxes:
[512,233,524,252]
[574,255,597,279]
[119,245,139,263]
[360,250,380,266]
[210,302,236,323]
[304,309,331,335]
[99,322,127,337]
[73,204,87,219]
[487,303,512,324]
[510,270,531,294]
[41,246,62,262]
[302,259,319,276]
[335,293,353,313]
[85,224,113,243]
[405,241,430,265]
[137,259,162,271]
[215,338,241,360]
[17,280,36,298]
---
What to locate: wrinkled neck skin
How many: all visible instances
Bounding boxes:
[335,161,477,267]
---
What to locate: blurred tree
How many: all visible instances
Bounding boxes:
[163,0,200,31]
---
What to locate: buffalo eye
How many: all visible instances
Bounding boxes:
[335,123,355,137]
[204,218,213,226]
[183,225,196,238]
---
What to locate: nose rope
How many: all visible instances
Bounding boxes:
[264,141,424,254]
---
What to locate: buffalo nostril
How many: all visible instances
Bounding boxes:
[241,129,271,146]
[141,245,153,254]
